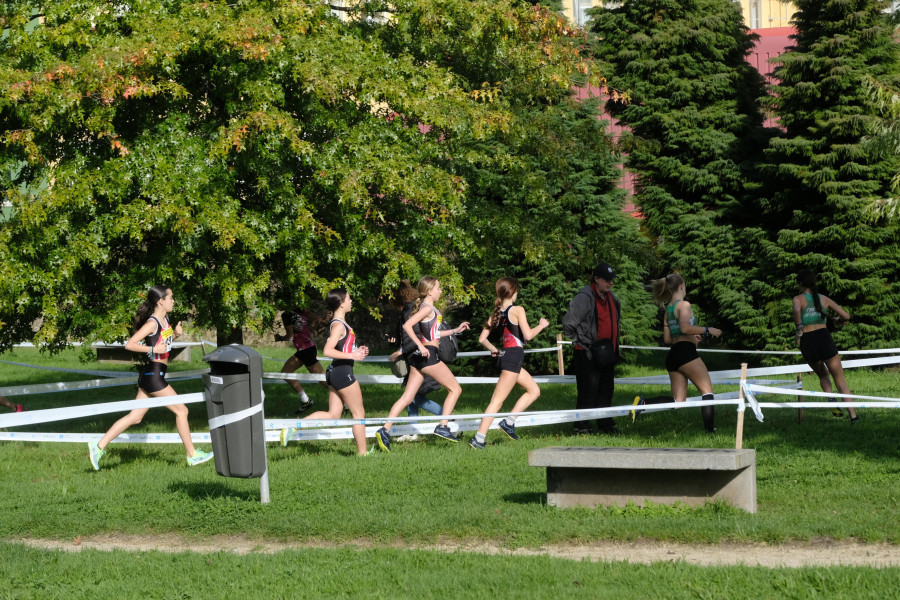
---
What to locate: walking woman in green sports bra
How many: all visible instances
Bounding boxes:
[792,269,858,423]
[634,274,722,432]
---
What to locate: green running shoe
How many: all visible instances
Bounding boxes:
[88,441,106,471]
[281,426,297,447]
[186,448,214,466]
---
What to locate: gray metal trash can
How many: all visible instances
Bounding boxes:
[202,345,267,478]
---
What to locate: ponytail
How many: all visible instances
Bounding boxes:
[651,273,683,307]
[132,285,169,332]
[413,276,438,313]
[485,277,519,329]
[797,269,824,317]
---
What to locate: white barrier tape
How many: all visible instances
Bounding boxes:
[208,403,264,430]
[265,395,744,430]
[0,431,213,444]
[742,385,763,422]
[745,383,900,403]
[705,355,900,379]
[261,345,564,365]
[0,360,134,378]
[0,392,205,429]
[755,401,900,409]
[0,369,209,398]
[569,342,900,357]
[1,382,803,443]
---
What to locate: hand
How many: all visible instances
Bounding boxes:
[455,322,470,334]
[352,346,369,360]
[389,350,402,362]
[708,327,722,337]
[490,349,499,358]
[419,346,430,359]
[538,317,549,329]
[174,321,183,337]
[154,336,168,353]
[694,335,703,343]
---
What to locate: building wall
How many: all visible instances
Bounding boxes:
[560,1,797,30]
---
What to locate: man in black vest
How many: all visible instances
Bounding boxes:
[562,262,622,435]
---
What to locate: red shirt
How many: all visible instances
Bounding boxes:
[592,282,618,349]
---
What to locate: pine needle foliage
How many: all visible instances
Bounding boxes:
[589,0,772,348]
[757,0,900,351]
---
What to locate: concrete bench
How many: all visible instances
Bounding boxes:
[93,342,196,363]
[528,446,756,513]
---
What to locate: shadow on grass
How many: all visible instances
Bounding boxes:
[169,480,261,502]
[503,491,545,505]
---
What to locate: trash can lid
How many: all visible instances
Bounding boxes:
[202,344,258,365]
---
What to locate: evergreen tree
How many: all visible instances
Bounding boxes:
[590,0,771,348]
[757,0,900,351]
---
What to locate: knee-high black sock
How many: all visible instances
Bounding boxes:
[701,393,716,432]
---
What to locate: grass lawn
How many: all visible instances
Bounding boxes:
[1,345,898,597]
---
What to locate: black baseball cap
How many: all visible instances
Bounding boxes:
[593,263,615,281]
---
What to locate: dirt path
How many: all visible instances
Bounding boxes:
[14,535,900,568]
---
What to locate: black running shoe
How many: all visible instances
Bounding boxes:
[498,419,519,441]
[433,424,459,442]
[375,427,391,452]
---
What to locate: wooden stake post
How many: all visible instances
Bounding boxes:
[735,362,748,450]
[557,333,565,376]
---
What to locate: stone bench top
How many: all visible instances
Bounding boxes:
[528,447,756,471]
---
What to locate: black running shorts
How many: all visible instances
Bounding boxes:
[325,363,356,391]
[800,328,839,364]
[138,361,169,394]
[665,341,700,372]
[409,347,441,371]
[497,347,524,374]
[292,345,319,368]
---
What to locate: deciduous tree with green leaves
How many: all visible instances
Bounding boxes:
[0,0,623,351]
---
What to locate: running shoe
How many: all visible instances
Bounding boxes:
[829,399,844,418]
[433,424,459,442]
[631,395,646,423]
[498,419,519,441]
[281,426,297,447]
[186,448,214,466]
[88,441,106,471]
[14,404,25,412]
[375,427,391,452]
[850,416,861,425]
[295,396,313,415]
[468,437,486,450]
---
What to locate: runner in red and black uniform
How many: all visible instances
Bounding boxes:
[472,277,549,449]
[275,306,325,414]
[88,285,213,470]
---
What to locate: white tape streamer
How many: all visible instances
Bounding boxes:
[208,404,263,430]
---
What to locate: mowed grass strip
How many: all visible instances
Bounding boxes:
[0,541,895,600]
